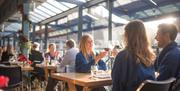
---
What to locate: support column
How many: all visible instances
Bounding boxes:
[78,5,83,42]
[22,0,30,57]
[107,0,113,41]
[0,38,1,46]
[3,37,5,46]
[32,24,36,42]
[67,17,70,40]
[13,33,16,48]
[7,37,10,46]
[44,24,48,51]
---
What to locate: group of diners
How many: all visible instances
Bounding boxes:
[45,20,180,91]
[0,20,180,91]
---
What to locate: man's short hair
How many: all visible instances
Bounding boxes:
[158,23,178,41]
[66,39,76,48]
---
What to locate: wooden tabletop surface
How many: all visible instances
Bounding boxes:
[51,73,112,87]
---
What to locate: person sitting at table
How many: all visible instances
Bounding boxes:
[154,23,180,91]
[29,42,44,66]
[75,34,107,91]
[154,23,180,81]
[29,42,45,83]
[44,43,61,65]
[57,39,79,73]
[112,20,156,91]
[1,45,15,64]
[45,39,78,91]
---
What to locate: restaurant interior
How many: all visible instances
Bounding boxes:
[0,0,180,91]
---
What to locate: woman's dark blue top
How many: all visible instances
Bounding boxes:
[75,51,107,73]
[112,50,155,91]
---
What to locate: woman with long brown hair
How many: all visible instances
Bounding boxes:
[112,20,156,91]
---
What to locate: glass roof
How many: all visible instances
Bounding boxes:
[91,6,129,24]
[2,0,179,37]
[29,0,138,24]
[29,0,77,23]
[120,0,138,5]
[118,2,180,21]
[4,23,21,32]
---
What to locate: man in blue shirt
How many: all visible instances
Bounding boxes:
[155,23,180,80]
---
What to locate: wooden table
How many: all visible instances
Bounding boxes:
[21,66,34,71]
[51,73,112,91]
[36,64,57,80]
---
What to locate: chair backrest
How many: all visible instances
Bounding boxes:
[0,65,22,86]
[137,78,176,91]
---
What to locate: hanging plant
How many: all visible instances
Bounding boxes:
[18,30,31,53]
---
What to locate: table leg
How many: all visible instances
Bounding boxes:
[68,83,76,91]
[83,87,91,91]
[44,67,48,81]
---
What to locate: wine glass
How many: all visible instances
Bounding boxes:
[44,55,50,66]
[103,41,113,52]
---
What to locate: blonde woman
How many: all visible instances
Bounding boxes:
[75,34,107,91]
[75,34,107,73]
[112,20,156,91]
[44,43,61,64]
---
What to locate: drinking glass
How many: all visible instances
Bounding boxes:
[91,65,98,77]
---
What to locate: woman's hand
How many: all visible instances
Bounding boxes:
[94,51,108,64]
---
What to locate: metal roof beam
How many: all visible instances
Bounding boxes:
[140,11,180,21]
[56,0,84,5]
[1,30,16,33]
[141,0,164,14]
[6,19,22,23]
[39,0,108,25]
[141,0,157,7]
[115,0,179,15]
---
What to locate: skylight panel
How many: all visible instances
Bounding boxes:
[30,15,42,22]
[36,8,52,16]
[11,23,20,30]
[93,6,129,24]
[30,12,46,20]
[34,9,51,18]
[47,0,69,11]
[159,5,179,13]
[29,16,40,23]
[5,23,21,31]
[61,2,76,8]
[37,5,56,16]
[77,0,86,3]
[117,0,138,5]
[42,3,61,14]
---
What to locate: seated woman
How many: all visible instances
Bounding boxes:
[45,34,108,91]
[44,43,61,65]
[76,34,107,72]
[75,34,107,91]
[1,45,14,64]
[112,20,156,91]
